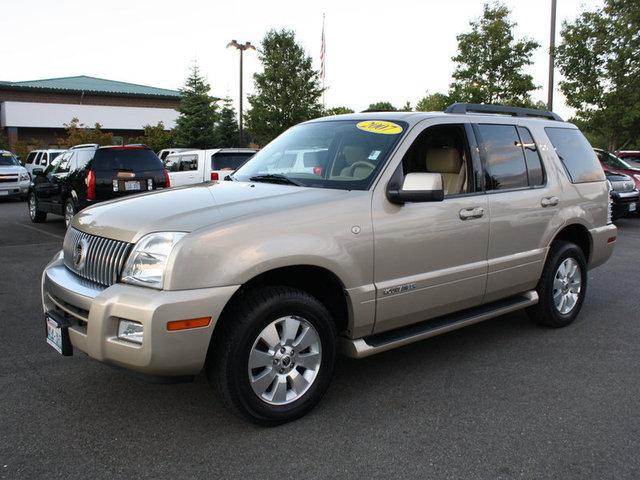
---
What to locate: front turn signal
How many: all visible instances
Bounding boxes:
[167,317,212,331]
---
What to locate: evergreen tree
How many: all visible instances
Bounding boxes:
[173,64,218,149]
[215,98,240,148]
[556,0,640,151]
[245,29,324,145]
[449,2,540,107]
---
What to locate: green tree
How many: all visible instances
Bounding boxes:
[416,92,451,111]
[556,0,640,151]
[0,131,9,150]
[366,101,397,111]
[130,122,174,152]
[324,106,354,116]
[246,29,324,145]
[173,64,218,149]
[449,2,540,107]
[61,117,113,147]
[215,98,240,147]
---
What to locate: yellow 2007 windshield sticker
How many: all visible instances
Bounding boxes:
[356,120,403,135]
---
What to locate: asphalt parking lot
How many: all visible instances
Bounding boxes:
[1,198,639,479]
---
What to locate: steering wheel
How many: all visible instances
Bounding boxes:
[345,160,376,177]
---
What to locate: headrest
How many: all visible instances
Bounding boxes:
[426,147,462,173]
[343,145,367,165]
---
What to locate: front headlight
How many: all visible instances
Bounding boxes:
[121,232,186,289]
[19,172,30,181]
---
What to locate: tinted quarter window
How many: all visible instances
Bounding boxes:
[212,152,254,170]
[476,124,528,190]
[517,127,544,185]
[91,148,163,171]
[545,127,605,183]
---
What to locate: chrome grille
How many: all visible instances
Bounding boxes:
[0,175,18,183]
[63,228,132,286]
[610,179,635,192]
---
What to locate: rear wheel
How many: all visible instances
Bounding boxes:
[64,198,76,229]
[527,241,587,328]
[207,286,337,426]
[28,192,46,223]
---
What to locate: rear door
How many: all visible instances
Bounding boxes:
[166,153,199,186]
[91,147,165,200]
[474,123,561,303]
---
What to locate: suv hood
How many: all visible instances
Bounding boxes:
[73,181,350,243]
[0,165,27,174]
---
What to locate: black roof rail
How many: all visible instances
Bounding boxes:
[445,103,563,122]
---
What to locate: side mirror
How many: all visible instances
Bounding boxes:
[387,172,444,204]
[32,168,44,176]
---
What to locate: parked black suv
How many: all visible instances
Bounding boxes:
[28,144,170,227]
[605,170,639,220]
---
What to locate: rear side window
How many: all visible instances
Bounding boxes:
[475,124,528,190]
[211,152,254,170]
[91,148,163,171]
[545,127,605,183]
[75,150,94,170]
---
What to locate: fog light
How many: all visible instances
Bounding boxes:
[117,320,143,344]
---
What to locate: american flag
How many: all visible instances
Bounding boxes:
[320,14,326,89]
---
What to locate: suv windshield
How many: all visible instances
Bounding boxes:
[91,148,163,171]
[232,120,406,190]
[0,153,20,166]
[602,151,636,170]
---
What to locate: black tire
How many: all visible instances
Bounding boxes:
[64,198,76,229]
[526,241,588,328]
[207,285,337,426]
[28,192,46,223]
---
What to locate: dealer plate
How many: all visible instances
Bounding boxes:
[629,203,636,212]
[45,314,72,356]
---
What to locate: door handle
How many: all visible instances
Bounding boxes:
[541,196,559,207]
[459,207,484,220]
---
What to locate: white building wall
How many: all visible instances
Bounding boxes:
[1,101,178,130]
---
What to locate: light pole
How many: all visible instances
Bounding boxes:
[547,0,558,111]
[227,40,255,147]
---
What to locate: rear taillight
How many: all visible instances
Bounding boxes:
[163,169,171,188]
[210,172,219,181]
[85,170,96,200]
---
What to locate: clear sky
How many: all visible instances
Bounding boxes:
[3,0,603,120]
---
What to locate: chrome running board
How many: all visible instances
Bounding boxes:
[340,290,538,359]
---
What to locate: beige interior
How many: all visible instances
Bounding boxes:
[425,147,466,195]
[339,146,374,179]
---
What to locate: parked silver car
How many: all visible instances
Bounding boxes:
[41,104,616,424]
[0,151,30,200]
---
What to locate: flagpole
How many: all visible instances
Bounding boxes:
[321,13,326,108]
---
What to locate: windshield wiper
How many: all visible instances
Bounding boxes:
[249,174,304,186]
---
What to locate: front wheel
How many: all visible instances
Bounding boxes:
[526,241,587,328]
[28,192,46,223]
[64,198,76,229]
[207,286,337,426]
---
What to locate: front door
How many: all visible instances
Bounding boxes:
[372,120,490,334]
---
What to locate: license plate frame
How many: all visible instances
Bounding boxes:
[45,313,73,356]
[124,180,141,191]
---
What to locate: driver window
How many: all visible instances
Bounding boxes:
[401,124,473,196]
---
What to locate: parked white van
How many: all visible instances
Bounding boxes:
[166,148,256,186]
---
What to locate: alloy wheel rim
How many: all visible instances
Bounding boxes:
[248,315,322,406]
[29,195,36,219]
[65,203,74,227]
[553,258,582,315]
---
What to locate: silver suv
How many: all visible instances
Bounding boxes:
[41,104,616,425]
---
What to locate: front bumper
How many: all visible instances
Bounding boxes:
[0,180,29,197]
[588,224,618,269]
[41,254,239,376]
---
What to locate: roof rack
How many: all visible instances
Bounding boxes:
[445,103,563,122]
[70,143,99,149]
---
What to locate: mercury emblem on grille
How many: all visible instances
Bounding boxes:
[73,238,89,270]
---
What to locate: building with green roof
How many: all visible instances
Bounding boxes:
[0,76,181,151]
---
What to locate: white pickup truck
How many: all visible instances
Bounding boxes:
[166,148,256,187]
